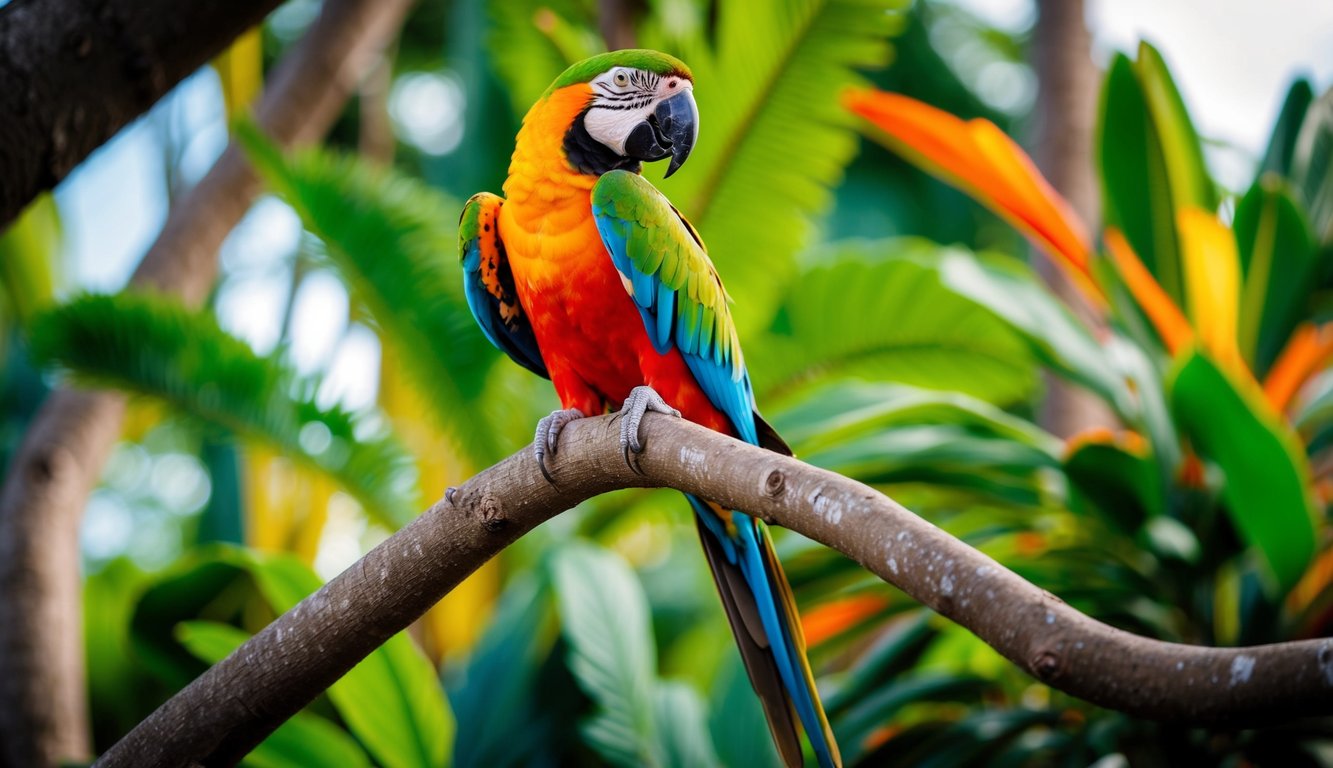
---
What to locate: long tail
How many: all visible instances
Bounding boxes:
[690,494,842,768]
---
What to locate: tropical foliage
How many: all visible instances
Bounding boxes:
[3,1,1330,766]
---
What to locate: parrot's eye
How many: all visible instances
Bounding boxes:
[613,71,629,87]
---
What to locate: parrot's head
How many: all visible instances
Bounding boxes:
[547,49,698,178]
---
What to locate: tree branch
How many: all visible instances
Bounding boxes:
[0,1,414,765]
[99,414,1333,767]
[0,0,282,229]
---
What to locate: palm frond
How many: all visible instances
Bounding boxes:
[238,122,542,467]
[747,241,1039,407]
[488,0,602,117]
[29,293,419,528]
[654,0,909,331]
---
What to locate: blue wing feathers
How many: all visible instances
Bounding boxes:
[655,283,675,350]
[459,194,548,379]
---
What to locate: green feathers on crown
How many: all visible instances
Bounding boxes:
[548,49,692,93]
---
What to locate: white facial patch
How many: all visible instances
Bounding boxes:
[584,67,692,154]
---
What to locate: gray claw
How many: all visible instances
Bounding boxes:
[619,385,681,455]
[534,408,584,482]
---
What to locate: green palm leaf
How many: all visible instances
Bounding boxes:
[655,0,909,331]
[237,122,542,467]
[0,193,60,325]
[489,0,601,116]
[748,242,1038,406]
[28,292,419,528]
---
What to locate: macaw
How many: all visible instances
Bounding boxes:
[459,49,841,768]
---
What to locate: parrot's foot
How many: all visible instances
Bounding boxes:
[534,407,585,483]
[618,386,681,465]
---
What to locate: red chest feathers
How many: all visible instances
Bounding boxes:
[515,244,652,409]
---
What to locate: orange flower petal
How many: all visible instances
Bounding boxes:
[1064,425,1149,457]
[1104,227,1193,354]
[801,594,888,647]
[844,88,1102,305]
[1263,323,1333,413]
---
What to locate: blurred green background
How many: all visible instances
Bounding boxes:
[4,0,1333,765]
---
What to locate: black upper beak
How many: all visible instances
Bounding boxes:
[623,89,698,178]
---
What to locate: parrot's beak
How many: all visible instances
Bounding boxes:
[623,89,698,178]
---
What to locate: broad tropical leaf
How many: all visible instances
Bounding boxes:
[1100,52,1176,298]
[1257,78,1315,181]
[1234,177,1318,375]
[1133,43,1215,214]
[1064,432,1164,534]
[448,573,580,768]
[1289,87,1333,244]
[552,542,659,767]
[85,559,159,743]
[1170,352,1318,593]
[772,380,1059,458]
[709,653,783,768]
[749,243,1039,407]
[652,681,721,768]
[933,249,1130,413]
[28,293,419,528]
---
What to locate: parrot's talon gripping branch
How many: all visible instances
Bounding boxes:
[533,408,585,483]
[618,385,682,464]
[444,487,457,505]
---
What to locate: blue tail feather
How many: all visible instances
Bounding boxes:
[688,494,840,768]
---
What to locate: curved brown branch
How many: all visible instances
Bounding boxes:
[0,1,414,765]
[99,414,1333,767]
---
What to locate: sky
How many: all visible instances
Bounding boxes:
[958,0,1333,182]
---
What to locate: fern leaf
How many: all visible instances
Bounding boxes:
[29,293,420,529]
[237,122,536,467]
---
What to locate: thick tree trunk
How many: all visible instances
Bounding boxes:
[0,0,283,230]
[1032,0,1115,437]
[0,1,415,765]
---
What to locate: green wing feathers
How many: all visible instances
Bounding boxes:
[592,170,758,445]
[592,170,743,377]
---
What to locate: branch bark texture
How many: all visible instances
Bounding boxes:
[101,415,1333,767]
[0,0,281,230]
[0,2,414,765]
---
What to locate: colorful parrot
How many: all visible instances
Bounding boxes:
[459,49,841,768]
